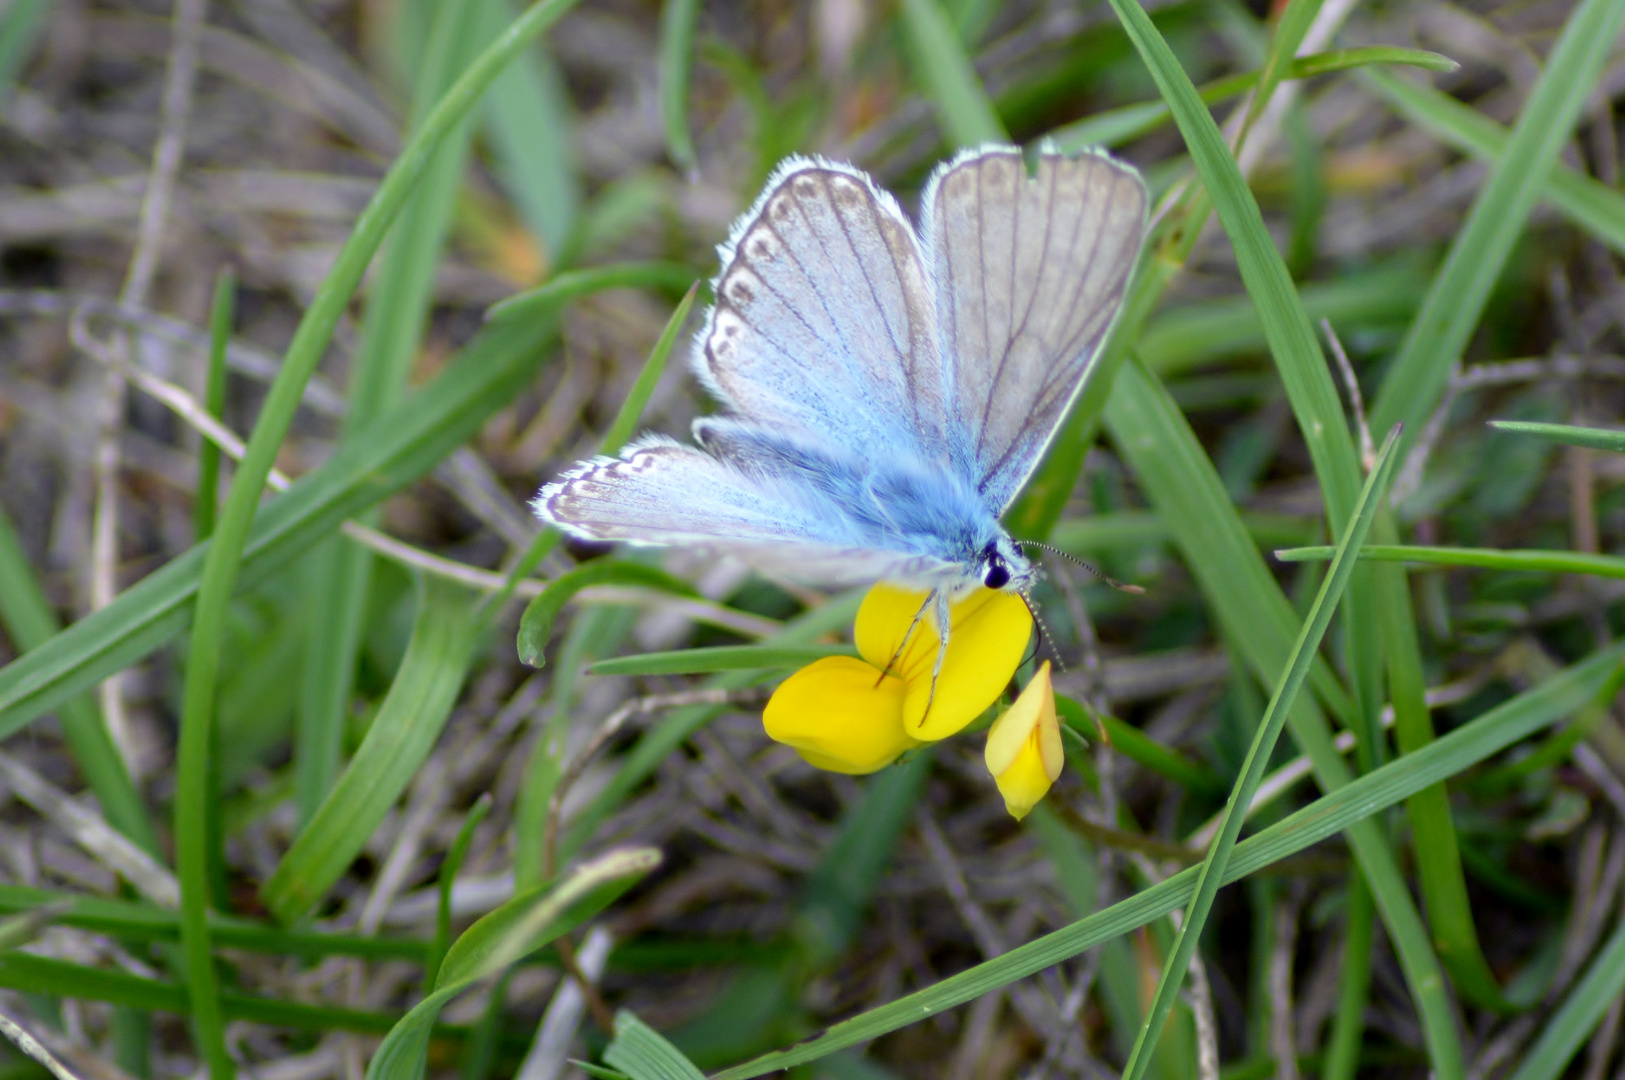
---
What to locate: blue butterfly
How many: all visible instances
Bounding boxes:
[537,144,1147,682]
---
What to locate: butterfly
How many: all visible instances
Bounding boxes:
[536,144,1148,692]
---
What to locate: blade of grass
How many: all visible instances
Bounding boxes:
[193,268,233,543]
[0,312,550,741]
[1276,543,1625,579]
[169,2,583,1066]
[0,0,50,110]
[1049,47,1457,152]
[426,796,490,993]
[710,641,1624,1078]
[1488,419,1625,454]
[1055,697,1225,796]
[606,1012,705,1080]
[0,508,156,856]
[1367,0,1625,443]
[899,0,1008,146]
[518,562,698,667]
[1121,428,1399,1080]
[295,0,485,832]
[587,645,855,676]
[483,281,698,622]
[486,262,699,323]
[480,0,578,265]
[1503,910,1625,1080]
[365,848,659,1080]
[1362,68,1625,257]
[1104,359,1462,1079]
[264,577,483,923]
[658,0,701,175]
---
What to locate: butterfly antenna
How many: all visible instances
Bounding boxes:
[1017,589,1065,672]
[1018,540,1145,594]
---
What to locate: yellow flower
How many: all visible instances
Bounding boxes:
[984,661,1063,820]
[763,583,1033,774]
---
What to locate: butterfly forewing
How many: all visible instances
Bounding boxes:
[699,159,949,464]
[924,148,1148,513]
[537,437,955,586]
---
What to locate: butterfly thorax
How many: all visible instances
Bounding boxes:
[695,419,1033,595]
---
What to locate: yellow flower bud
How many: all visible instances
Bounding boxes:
[855,584,1033,740]
[984,662,1063,820]
[763,656,920,774]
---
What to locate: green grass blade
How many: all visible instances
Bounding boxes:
[711,642,1624,1078]
[0,0,50,110]
[606,1011,705,1080]
[1277,543,1625,579]
[366,847,659,1080]
[517,562,697,668]
[486,281,697,618]
[599,283,699,455]
[0,314,550,743]
[658,0,701,174]
[264,577,482,924]
[1503,911,1625,1080]
[898,0,1007,146]
[295,0,485,833]
[588,645,855,676]
[1368,0,1625,443]
[1121,428,1400,1080]
[1050,47,1455,152]
[194,268,233,543]
[1370,511,1511,1012]
[1056,697,1224,795]
[1103,0,1361,529]
[1322,875,1374,1080]
[1488,419,1625,453]
[1103,361,1463,1078]
[561,591,865,860]
[169,4,581,1067]
[426,794,492,992]
[0,508,156,856]
[486,262,698,323]
[1362,68,1625,257]
[480,0,578,264]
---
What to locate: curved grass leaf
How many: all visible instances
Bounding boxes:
[425,794,492,992]
[485,261,698,323]
[1276,543,1625,580]
[365,847,659,1080]
[1489,419,1625,454]
[899,0,1007,145]
[710,641,1623,1078]
[262,577,482,924]
[588,645,855,677]
[658,0,701,174]
[518,562,699,668]
[605,1011,705,1080]
[1052,47,1456,153]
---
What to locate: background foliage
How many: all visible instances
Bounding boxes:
[0,0,1624,1076]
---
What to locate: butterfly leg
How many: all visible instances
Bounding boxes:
[875,591,936,686]
[919,589,953,727]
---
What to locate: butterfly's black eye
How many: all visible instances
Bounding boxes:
[983,558,1011,590]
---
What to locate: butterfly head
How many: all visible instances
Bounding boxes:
[977,537,1036,594]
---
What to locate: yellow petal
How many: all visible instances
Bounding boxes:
[763,656,919,775]
[854,584,1033,741]
[985,662,1063,820]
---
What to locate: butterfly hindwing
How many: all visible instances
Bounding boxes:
[923,147,1149,514]
[698,157,950,465]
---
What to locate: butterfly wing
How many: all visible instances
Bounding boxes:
[923,147,1148,514]
[535,436,956,586]
[697,156,949,464]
